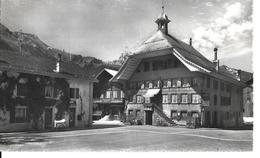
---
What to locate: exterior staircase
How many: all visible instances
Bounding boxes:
[152,103,176,126]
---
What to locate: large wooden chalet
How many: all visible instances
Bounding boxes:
[111,8,247,128]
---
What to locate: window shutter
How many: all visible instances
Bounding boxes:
[168,94,171,103]
[141,96,144,103]
[188,94,192,103]
[76,88,79,98]
[133,95,136,103]
[117,91,121,98]
[177,94,181,103]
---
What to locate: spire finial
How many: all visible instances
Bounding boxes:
[162,0,165,13]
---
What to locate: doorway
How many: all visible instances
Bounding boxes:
[145,111,153,125]
[213,111,218,127]
[205,111,210,127]
[69,108,76,128]
[45,108,53,129]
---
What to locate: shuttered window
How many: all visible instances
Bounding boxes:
[181,94,188,103]
[171,94,178,103]
[162,95,168,103]
[192,94,201,103]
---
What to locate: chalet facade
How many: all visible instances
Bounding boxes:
[111,9,247,128]
[93,68,125,121]
[0,51,95,132]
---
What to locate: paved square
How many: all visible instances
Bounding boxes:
[0,126,253,151]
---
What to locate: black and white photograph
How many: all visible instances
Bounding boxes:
[0,0,257,154]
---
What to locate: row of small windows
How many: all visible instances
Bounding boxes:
[15,83,80,99]
[131,94,201,104]
[137,59,181,73]
[207,77,232,92]
[100,90,125,99]
[171,110,199,119]
[129,77,203,90]
[213,95,231,106]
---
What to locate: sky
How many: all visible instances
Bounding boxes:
[1,0,253,72]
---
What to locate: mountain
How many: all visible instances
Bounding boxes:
[0,23,120,73]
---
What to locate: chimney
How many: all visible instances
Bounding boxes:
[54,53,62,73]
[237,69,241,81]
[213,47,219,72]
[189,38,192,46]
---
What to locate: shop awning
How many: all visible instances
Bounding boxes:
[143,89,160,98]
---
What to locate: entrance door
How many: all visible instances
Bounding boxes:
[145,111,153,125]
[213,111,218,127]
[205,111,210,127]
[69,108,76,128]
[45,108,53,129]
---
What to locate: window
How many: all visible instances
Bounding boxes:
[182,78,191,87]
[213,95,218,106]
[144,62,150,72]
[181,111,188,118]
[193,77,202,88]
[171,94,178,103]
[162,95,168,103]
[15,107,28,123]
[167,59,174,68]
[152,61,158,71]
[174,59,181,67]
[163,80,167,88]
[191,111,199,117]
[137,95,142,103]
[136,110,141,117]
[45,86,57,98]
[138,82,145,89]
[70,88,79,99]
[167,80,171,88]
[181,94,188,103]
[226,112,229,120]
[145,81,153,89]
[192,94,201,103]
[220,96,231,106]
[153,80,160,88]
[121,91,125,98]
[145,97,150,103]
[128,110,134,116]
[105,91,111,99]
[213,80,218,90]
[113,91,118,98]
[226,84,231,92]
[220,82,224,91]
[171,110,178,118]
[17,83,27,97]
[158,60,164,70]
[207,77,210,88]
[172,78,181,88]
[100,94,104,98]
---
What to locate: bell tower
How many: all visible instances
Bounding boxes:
[155,4,171,34]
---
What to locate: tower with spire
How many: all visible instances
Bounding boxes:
[155,3,171,34]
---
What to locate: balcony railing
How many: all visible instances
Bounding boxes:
[93,98,124,103]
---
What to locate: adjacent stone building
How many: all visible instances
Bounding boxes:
[111,8,247,128]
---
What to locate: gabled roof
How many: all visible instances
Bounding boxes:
[111,30,247,87]
[134,30,216,71]
[95,68,118,80]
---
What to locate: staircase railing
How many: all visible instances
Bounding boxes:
[152,103,176,125]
